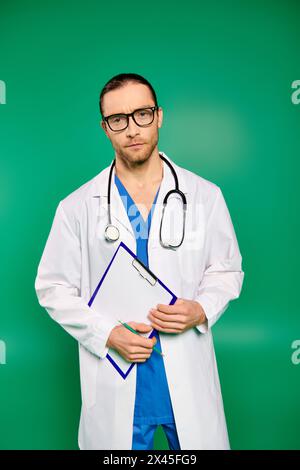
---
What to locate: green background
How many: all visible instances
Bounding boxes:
[0,0,299,450]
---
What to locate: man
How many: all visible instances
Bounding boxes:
[35,73,244,450]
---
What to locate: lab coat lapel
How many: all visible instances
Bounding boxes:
[95,162,136,254]
[109,163,136,241]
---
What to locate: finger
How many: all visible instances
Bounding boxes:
[153,303,185,314]
[125,356,149,363]
[150,315,185,330]
[152,320,184,333]
[151,322,182,333]
[135,323,153,332]
[149,311,185,323]
[139,336,156,346]
[129,354,152,362]
[128,322,152,333]
[129,354,151,359]
[128,346,154,354]
[132,337,156,349]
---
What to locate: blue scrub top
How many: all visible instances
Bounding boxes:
[115,173,175,425]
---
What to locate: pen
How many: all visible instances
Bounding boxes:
[117,320,164,357]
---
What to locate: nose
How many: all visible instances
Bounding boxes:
[126,115,140,137]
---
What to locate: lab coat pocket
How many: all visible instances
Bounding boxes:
[79,343,99,410]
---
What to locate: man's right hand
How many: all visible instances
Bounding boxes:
[106,322,157,363]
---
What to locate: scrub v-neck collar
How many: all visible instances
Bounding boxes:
[114,173,161,227]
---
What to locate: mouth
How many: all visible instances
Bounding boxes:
[127,143,144,147]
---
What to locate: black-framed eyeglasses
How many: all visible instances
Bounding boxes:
[103,106,159,132]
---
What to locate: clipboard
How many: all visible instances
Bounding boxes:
[88,241,177,379]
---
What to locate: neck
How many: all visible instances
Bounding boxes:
[115,149,163,189]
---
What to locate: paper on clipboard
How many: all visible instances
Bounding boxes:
[88,241,177,379]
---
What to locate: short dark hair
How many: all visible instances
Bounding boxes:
[99,73,158,117]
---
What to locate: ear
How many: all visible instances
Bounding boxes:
[100,119,109,138]
[157,107,163,129]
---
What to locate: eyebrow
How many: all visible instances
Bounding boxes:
[107,105,155,116]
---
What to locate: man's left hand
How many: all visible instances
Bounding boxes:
[147,298,207,334]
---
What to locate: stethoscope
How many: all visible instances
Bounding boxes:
[104,153,187,249]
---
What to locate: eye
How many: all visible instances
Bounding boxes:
[136,109,152,118]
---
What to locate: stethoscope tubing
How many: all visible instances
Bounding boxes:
[105,153,187,248]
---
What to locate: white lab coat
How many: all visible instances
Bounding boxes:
[34,151,244,450]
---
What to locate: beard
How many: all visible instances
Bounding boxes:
[116,135,158,168]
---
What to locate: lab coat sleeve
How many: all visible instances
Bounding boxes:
[195,187,244,334]
[34,201,116,359]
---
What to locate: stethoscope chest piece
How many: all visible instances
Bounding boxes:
[104,224,120,242]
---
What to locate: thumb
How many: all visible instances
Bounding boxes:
[134,322,153,333]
